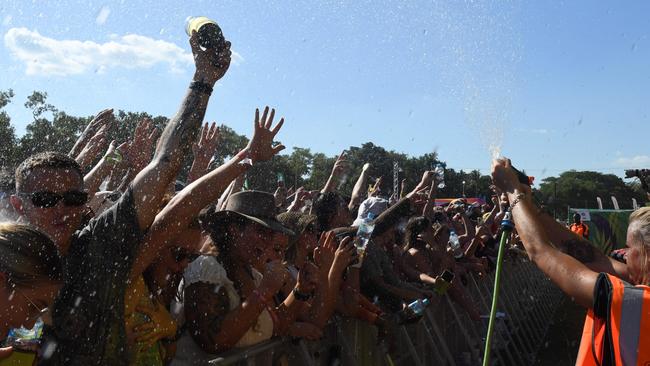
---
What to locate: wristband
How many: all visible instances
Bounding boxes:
[189,81,213,96]
[292,287,313,302]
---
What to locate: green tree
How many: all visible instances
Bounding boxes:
[0,89,17,167]
[538,170,646,216]
[287,147,312,188]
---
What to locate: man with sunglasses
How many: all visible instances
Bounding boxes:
[10,152,88,255]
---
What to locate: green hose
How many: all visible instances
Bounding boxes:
[482,222,513,366]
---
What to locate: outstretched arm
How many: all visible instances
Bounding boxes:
[321,151,348,193]
[492,158,599,308]
[129,32,231,231]
[348,163,371,210]
[131,107,285,278]
[536,205,629,281]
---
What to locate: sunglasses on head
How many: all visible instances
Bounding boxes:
[21,190,88,208]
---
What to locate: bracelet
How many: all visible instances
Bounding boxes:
[508,192,526,212]
[292,287,313,302]
[189,81,214,96]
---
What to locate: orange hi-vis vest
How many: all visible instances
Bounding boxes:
[576,273,650,365]
[571,223,589,239]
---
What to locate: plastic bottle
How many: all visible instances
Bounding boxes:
[408,298,430,317]
[355,213,376,255]
[449,230,464,259]
[185,16,227,51]
[400,298,430,323]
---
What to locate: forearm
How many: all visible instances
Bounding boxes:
[509,192,597,307]
[311,265,349,328]
[131,157,248,278]
[207,296,271,352]
[84,158,114,197]
[274,292,307,335]
[349,170,369,209]
[536,209,629,280]
[461,214,475,237]
[69,133,91,159]
[321,174,339,193]
[373,278,420,301]
[132,84,211,230]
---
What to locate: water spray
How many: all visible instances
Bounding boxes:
[482,164,531,366]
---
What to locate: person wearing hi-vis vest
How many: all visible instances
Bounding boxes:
[491,158,650,366]
[571,212,590,240]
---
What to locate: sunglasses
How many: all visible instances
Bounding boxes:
[20,190,88,208]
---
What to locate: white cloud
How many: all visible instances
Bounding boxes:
[613,155,650,169]
[95,6,111,25]
[4,27,243,76]
[531,128,548,134]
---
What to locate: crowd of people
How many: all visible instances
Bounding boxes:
[1,30,649,366]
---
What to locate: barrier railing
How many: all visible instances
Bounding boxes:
[208,257,564,365]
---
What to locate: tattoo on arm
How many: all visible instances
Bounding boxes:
[154,88,208,165]
[558,238,596,263]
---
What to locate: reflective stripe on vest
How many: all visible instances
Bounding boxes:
[576,274,650,366]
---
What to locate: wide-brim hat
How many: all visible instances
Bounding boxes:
[201,190,294,236]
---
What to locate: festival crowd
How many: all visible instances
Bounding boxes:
[2,28,649,366]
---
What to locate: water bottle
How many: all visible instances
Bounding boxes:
[400,298,430,323]
[355,213,376,255]
[408,298,430,317]
[449,230,464,259]
[434,165,445,189]
[185,16,227,52]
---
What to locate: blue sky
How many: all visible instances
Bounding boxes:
[1,0,649,185]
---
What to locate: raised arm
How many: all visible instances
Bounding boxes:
[492,158,598,308]
[129,32,231,231]
[187,122,219,183]
[70,108,114,159]
[131,107,285,277]
[535,201,629,281]
[321,151,348,193]
[348,163,371,210]
[83,141,126,197]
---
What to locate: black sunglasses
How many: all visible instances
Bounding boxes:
[21,190,88,208]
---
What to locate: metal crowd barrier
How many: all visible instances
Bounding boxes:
[209,257,564,366]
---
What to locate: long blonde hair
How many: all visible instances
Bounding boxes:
[0,223,62,286]
[629,207,650,285]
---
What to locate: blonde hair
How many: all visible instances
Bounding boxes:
[0,223,62,285]
[629,207,650,285]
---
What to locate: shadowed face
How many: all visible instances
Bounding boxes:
[0,279,61,332]
[11,167,85,254]
[625,225,650,285]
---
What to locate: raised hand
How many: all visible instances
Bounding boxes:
[70,108,115,157]
[76,125,109,169]
[369,177,383,197]
[192,122,219,162]
[189,31,232,85]
[491,158,522,194]
[124,118,160,174]
[245,106,285,164]
[188,122,219,182]
[313,231,337,276]
[331,151,349,178]
[331,236,356,274]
